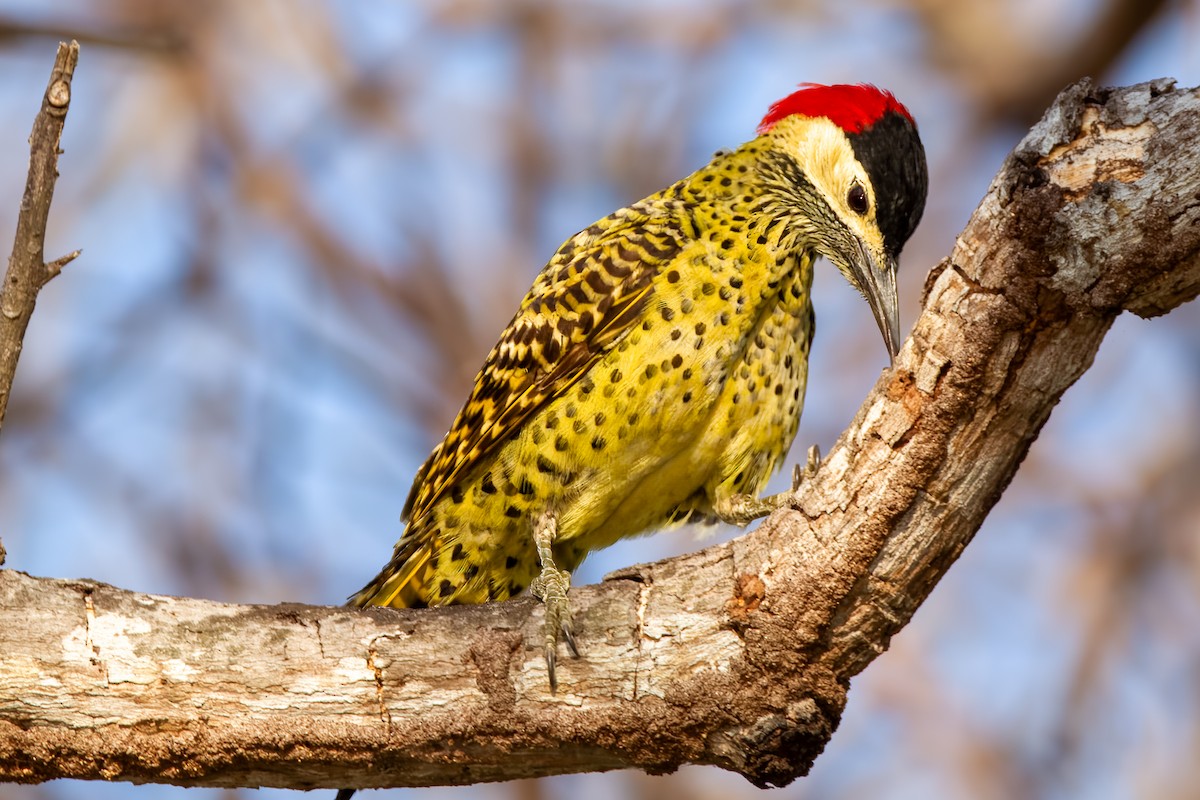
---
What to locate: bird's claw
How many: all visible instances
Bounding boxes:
[531,511,577,691]
[792,444,821,490]
[530,562,574,691]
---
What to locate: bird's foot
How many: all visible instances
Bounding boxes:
[716,445,823,526]
[529,511,577,692]
[713,491,790,526]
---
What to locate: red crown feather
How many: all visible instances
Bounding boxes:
[757,83,914,135]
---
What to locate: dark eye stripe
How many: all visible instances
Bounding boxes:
[845,110,928,257]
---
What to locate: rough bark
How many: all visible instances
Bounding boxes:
[1,77,1198,791]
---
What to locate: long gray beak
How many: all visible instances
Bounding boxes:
[853,240,901,364]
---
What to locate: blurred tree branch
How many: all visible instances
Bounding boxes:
[0,18,181,53]
[1,77,1199,791]
[0,40,80,434]
[911,0,1170,126]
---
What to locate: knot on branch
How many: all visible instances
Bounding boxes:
[47,79,70,109]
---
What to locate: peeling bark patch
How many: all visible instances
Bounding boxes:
[726,573,766,627]
[913,348,950,395]
[60,589,155,686]
[884,370,926,423]
[1040,106,1153,200]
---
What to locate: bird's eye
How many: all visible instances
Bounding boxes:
[848,184,869,215]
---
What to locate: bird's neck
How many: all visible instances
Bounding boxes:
[646,147,816,345]
[681,144,819,269]
[676,148,816,277]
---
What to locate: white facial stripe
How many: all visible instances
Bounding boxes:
[768,116,887,257]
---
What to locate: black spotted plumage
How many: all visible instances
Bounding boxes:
[400,210,680,530]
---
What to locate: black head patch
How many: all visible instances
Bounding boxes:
[847,111,928,258]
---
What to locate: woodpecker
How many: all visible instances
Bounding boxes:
[347,83,927,700]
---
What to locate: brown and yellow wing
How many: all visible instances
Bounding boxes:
[401,204,687,526]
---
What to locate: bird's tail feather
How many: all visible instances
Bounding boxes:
[348,530,441,609]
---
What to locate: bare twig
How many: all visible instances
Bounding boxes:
[0,40,79,433]
[43,248,82,283]
[0,77,1198,791]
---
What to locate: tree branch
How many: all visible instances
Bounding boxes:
[0,40,80,434]
[2,77,1198,791]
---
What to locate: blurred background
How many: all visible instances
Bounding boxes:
[0,1,1198,799]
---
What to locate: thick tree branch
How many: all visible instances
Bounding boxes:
[0,40,80,433]
[1,78,1198,791]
